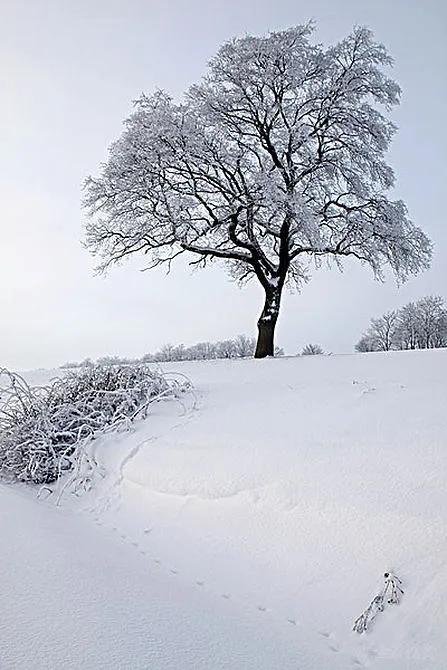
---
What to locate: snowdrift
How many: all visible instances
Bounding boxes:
[1,349,446,669]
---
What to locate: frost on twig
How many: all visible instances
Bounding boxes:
[353,572,404,634]
[0,364,190,492]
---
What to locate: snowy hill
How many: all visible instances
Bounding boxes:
[1,350,446,669]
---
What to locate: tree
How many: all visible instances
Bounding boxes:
[216,339,237,359]
[234,334,256,358]
[369,310,399,351]
[414,295,447,349]
[356,309,403,351]
[355,334,376,352]
[189,341,217,360]
[356,296,447,352]
[394,302,418,349]
[431,306,447,348]
[84,24,431,358]
[301,343,324,355]
[171,344,187,361]
[156,343,175,362]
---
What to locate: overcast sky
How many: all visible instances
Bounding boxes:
[1,0,446,369]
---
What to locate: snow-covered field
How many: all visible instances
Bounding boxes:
[1,350,446,669]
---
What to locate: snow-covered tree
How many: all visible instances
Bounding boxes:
[394,301,419,350]
[189,341,217,360]
[234,334,256,358]
[356,296,447,352]
[216,339,237,359]
[355,334,376,352]
[84,24,431,357]
[155,344,176,362]
[370,310,399,351]
[414,295,447,349]
[171,344,188,361]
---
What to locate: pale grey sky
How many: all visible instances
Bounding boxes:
[1,0,446,369]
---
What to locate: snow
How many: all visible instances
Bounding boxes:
[1,349,446,669]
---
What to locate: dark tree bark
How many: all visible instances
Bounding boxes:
[254,286,282,358]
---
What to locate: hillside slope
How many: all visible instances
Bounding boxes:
[1,350,446,669]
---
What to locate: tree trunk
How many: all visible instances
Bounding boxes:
[254,286,281,358]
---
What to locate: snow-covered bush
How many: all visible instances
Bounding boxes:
[301,344,324,356]
[0,364,187,485]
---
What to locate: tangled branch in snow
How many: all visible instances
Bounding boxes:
[0,365,189,487]
[353,572,404,634]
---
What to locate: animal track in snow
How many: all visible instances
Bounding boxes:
[319,631,353,663]
[318,630,332,639]
[98,516,373,668]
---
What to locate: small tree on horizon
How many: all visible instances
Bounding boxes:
[84,24,431,358]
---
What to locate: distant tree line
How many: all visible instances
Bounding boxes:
[61,335,284,369]
[356,295,447,352]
